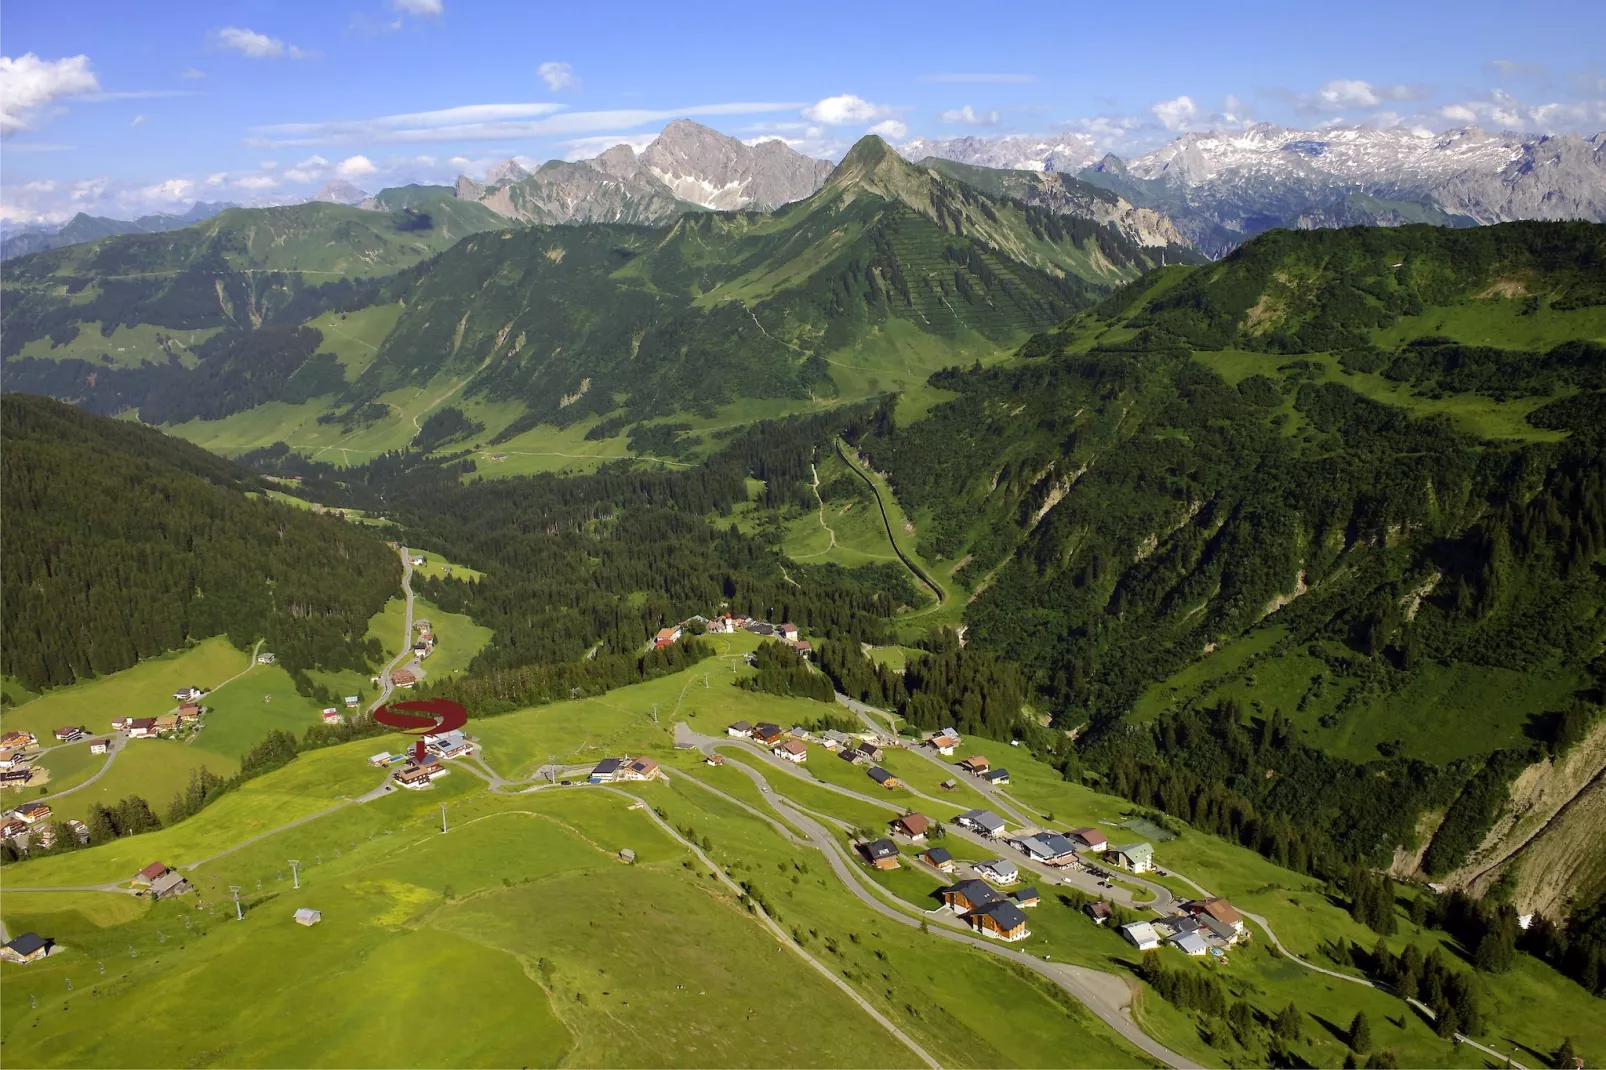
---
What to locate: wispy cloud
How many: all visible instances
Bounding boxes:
[1272,78,1430,114]
[1484,59,1547,80]
[393,0,444,14]
[130,114,148,128]
[215,27,318,60]
[181,66,206,80]
[938,105,1001,126]
[249,101,806,146]
[81,89,193,102]
[921,73,1036,85]
[0,53,100,136]
[539,61,578,92]
[559,133,658,160]
[867,119,907,139]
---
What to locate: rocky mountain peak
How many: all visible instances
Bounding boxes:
[639,119,832,211]
[485,159,531,187]
[312,180,370,206]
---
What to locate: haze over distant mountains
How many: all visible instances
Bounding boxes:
[0,202,235,260]
[901,123,1606,256]
[7,119,1605,266]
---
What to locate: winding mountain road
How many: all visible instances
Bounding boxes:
[665,733,1198,1069]
[369,548,417,715]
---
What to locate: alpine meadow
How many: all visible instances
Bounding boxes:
[2,8,1605,1069]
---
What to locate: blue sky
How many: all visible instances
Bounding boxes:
[3,0,1603,223]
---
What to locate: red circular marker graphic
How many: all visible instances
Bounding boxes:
[374,697,468,762]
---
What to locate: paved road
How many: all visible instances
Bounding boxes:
[369,548,417,714]
[25,641,265,808]
[835,693,1038,826]
[702,725,1177,916]
[673,739,1198,1069]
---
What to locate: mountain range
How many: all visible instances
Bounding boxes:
[0,202,235,260]
[903,123,1606,257]
[452,119,836,225]
[0,134,1196,434]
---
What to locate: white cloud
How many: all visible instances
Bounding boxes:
[205,172,227,186]
[250,101,803,146]
[803,94,894,125]
[392,0,444,13]
[1276,79,1428,115]
[866,119,907,139]
[140,178,195,203]
[215,27,316,60]
[938,105,1001,126]
[539,61,578,92]
[234,174,279,190]
[1433,89,1606,133]
[0,53,101,135]
[1151,95,1200,131]
[130,114,147,128]
[920,73,1035,85]
[335,154,378,178]
[182,66,206,80]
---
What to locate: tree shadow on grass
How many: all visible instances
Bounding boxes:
[1310,1011,1353,1047]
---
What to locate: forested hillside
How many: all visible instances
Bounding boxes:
[0,395,399,692]
[1,137,1197,453]
[850,221,1605,901]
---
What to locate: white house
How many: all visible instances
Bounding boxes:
[774,740,808,763]
[427,730,473,760]
[955,809,1007,838]
[975,858,1020,885]
[1121,921,1161,950]
[1169,930,1209,956]
[343,695,360,709]
[1108,842,1155,874]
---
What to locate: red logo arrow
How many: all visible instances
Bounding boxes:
[374,697,468,737]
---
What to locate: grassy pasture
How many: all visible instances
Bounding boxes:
[0,637,249,744]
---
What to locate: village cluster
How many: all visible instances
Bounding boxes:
[720,718,1250,958]
[654,615,810,655]
[385,616,436,692]
[368,726,471,788]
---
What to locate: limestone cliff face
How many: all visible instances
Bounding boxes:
[451,120,834,225]
[1411,720,1606,919]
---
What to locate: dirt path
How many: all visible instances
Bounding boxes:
[790,461,839,560]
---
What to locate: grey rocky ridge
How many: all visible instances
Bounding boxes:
[452,119,836,226]
[901,122,1606,256]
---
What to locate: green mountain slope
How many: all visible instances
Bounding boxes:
[0,394,399,693]
[850,220,1606,878]
[354,136,1200,436]
[0,192,509,424]
[1,137,1196,452]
